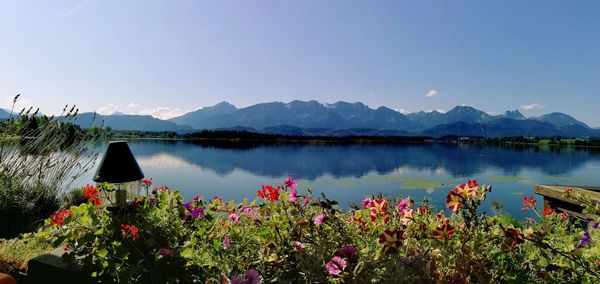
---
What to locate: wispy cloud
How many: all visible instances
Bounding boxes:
[96,103,119,115]
[425,90,438,98]
[138,107,187,120]
[127,102,138,108]
[425,109,446,113]
[520,103,544,111]
[63,0,90,19]
[396,108,410,115]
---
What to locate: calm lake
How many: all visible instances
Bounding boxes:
[82,140,600,219]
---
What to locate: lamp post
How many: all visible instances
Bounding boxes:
[93,141,144,208]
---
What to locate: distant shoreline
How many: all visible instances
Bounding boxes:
[107,130,600,149]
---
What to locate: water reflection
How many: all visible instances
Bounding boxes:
[127,140,600,179]
[78,140,600,218]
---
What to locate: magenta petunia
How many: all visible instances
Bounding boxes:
[362,197,375,209]
[314,213,325,226]
[337,245,358,257]
[159,247,173,257]
[288,187,298,203]
[284,177,298,191]
[396,198,411,211]
[229,213,239,222]
[293,241,306,252]
[326,256,347,276]
[303,196,311,206]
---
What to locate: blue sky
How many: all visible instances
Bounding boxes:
[1,1,599,125]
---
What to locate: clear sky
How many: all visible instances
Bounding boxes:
[1,1,599,125]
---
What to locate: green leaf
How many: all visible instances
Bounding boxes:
[259,228,270,236]
[97,247,108,258]
[180,248,194,259]
[211,239,221,250]
[95,228,104,235]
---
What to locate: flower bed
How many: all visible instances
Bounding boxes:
[37,178,600,283]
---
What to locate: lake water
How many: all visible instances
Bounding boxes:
[81,140,600,219]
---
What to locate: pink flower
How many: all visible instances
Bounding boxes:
[229,213,239,222]
[314,213,325,226]
[231,269,260,284]
[336,245,358,257]
[326,256,347,276]
[284,177,298,191]
[362,197,375,209]
[293,241,306,252]
[242,206,253,214]
[303,196,311,206]
[159,247,173,257]
[396,198,411,211]
[223,236,231,249]
[288,187,298,203]
[214,195,223,203]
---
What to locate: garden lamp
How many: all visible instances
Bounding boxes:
[93,141,144,207]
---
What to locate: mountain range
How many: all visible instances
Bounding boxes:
[32,100,600,137]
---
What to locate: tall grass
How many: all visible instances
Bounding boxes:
[0,95,102,238]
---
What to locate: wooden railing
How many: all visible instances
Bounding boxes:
[535,184,600,219]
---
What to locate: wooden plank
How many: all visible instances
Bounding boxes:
[535,184,600,219]
[535,185,600,204]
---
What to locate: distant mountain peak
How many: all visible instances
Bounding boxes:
[503,110,526,120]
[448,105,479,113]
[534,112,590,128]
[213,101,236,108]
[161,100,596,137]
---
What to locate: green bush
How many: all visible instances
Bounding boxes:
[0,95,100,238]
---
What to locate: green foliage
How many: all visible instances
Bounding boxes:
[41,180,600,283]
[0,95,101,238]
[0,231,54,274]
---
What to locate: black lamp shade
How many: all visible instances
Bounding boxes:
[93,141,144,183]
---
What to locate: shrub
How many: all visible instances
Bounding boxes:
[0,95,101,238]
[42,179,600,283]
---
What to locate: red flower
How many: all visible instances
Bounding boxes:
[417,207,428,214]
[455,180,478,199]
[543,208,555,216]
[121,224,139,241]
[141,178,153,187]
[400,209,415,225]
[522,196,536,211]
[433,223,455,240]
[257,185,281,202]
[369,199,389,222]
[49,209,72,227]
[446,191,462,211]
[378,229,404,252]
[83,184,102,206]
